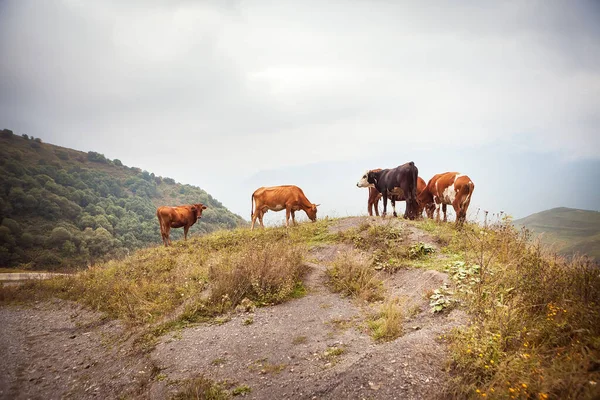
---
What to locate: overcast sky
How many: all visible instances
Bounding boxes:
[1,1,599,223]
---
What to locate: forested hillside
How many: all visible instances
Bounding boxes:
[0,129,245,270]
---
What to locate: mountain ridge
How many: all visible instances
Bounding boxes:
[513,207,600,261]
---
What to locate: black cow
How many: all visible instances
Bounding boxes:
[356,161,419,219]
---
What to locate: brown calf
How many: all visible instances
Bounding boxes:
[156,203,207,246]
[251,185,319,230]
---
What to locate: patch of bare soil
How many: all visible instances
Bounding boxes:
[1,217,468,400]
[0,299,156,400]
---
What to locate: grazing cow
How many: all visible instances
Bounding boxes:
[417,172,475,225]
[356,161,419,220]
[156,203,207,246]
[365,171,427,217]
[251,185,319,230]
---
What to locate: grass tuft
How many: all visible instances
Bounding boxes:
[172,375,230,400]
[325,251,384,302]
[367,296,405,342]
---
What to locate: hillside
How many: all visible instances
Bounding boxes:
[1,217,599,399]
[0,129,245,270]
[514,207,600,261]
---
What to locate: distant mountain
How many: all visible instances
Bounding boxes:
[0,129,245,270]
[513,207,600,261]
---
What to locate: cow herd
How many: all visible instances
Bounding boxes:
[156,161,475,246]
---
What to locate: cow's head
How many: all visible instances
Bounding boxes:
[191,203,208,220]
[356,170,376,188]
[306,203,319,222]
[416,201,435,219]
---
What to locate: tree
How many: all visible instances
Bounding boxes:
[8,187,27,213]
[62,240,77,256]
[0,226,15,248]
[1,218,21,237]
[47,227,72,248]
[1,129,14,139]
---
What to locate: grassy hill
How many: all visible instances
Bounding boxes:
[0,129,245,270]
[513,207,600,261]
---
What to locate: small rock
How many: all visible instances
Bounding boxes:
[69,335,76,339]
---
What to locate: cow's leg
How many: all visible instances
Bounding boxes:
[164,225,171,246]
[259,210,265,228]
[285,207,291,227]
[251,212,256,230]
[435,200,441,223]
[374,197,380,216]
[391,199,397,218]
[184,225,190,241]
[368,200,373,217]
[381,194,388,217]
[291,210,297,225]
[442,204,448,222]
[161,230,168,247]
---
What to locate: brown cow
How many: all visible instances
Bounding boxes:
[156,203,207,246]
[251,185,319,230]
[417,172,474,225]
[367,173,427,217]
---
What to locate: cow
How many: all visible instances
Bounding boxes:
[356,161,419,220]
[156,203,207,246]
[251,185,319,230]
[417,172,475,225]
[365,170,427,217]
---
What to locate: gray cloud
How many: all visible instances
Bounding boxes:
[1,1,599,218]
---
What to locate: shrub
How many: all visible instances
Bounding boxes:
[326,251,383,302]
[208,240,307,309]
[367,296,405,341]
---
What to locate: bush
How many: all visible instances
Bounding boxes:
[208,240,307,309]
[326,251,384,302]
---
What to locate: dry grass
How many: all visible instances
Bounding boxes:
[367,296,405,342]
[442,217,600,399]
[172,375,230,400]
[0,225,314,330]
[325,250,384,302]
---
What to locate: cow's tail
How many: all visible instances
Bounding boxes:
[251,193,254,219]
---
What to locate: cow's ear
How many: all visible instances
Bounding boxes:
[202,205,207,210]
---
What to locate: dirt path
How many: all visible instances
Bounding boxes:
[0,300,156,400]
[0,217,468,399]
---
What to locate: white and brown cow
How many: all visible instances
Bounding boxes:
[418,172,475,225]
